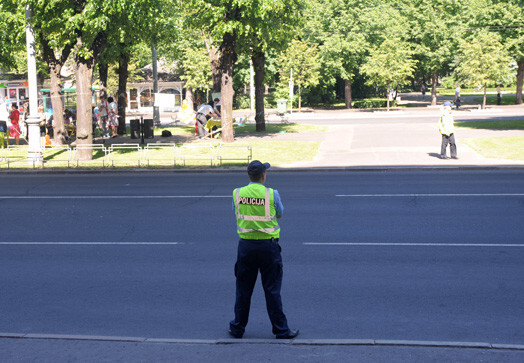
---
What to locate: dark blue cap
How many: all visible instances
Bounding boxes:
[248,160,270,176]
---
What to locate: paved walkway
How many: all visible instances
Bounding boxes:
[281,105,524,169]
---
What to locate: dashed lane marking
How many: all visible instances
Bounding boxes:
[336,193,524,197]
[0,242,184,245]
[0,195,230,199]
[304,242,524,247]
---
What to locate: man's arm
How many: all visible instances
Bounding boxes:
[274,190,284,219]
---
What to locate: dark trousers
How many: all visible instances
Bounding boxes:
[441,133,457,158]
[230,239,290,337]
[196,113,208,136]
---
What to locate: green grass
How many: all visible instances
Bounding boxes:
[249,140,321,165]
[0,123,325,169]
[462,136,524,160]
[234,123,327,135]
[437,87,514,96]
[154,125,195,136]
[456,120,524,130]
[472,95,517,105]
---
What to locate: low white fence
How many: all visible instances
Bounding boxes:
[0,142,252,169]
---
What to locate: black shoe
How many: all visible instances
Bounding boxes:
[276,329,299,339]
[228,329,243,339]
[451,156,459,159]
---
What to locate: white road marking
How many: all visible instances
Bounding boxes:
[0,242,184,245]
[0,195,230,199]
[304,242,524,247]
[336,193,524,197]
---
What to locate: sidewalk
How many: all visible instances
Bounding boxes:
[283,123,524,169]
[280,104,524,169]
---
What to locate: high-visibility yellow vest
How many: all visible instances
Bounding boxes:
[233,183,280,239]
[439,113,455,136]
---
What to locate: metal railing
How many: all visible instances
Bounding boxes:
[0,142,252,169]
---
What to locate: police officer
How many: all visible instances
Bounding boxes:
[439,101,458,159]
[229,160,299,339]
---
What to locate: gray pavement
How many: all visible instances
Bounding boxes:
[281,104,524,169]
[2,171,524,361]
[1,100,524,361]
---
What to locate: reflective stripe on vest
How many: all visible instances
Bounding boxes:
[235,188,276,222]
[234,185,280,236]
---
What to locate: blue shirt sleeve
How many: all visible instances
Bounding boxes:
[273,189,284,216]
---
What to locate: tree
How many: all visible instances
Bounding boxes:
[0,1,24,70]
[305,0,367,109]
[454,31,513,109]
[278,40,320,111]
[488,0,524,104]
[29,0,79,145]
[184,0,246,142]
[179,45,213,107]
[361,38,417,111]
[238,0,304,130]
[405,0,465,106]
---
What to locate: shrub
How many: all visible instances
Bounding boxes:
[352,98,397,109]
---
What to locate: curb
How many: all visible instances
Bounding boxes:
[1,333,524,350]
[1,165,524,175]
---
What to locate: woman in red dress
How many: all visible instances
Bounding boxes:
[9,103,21,145]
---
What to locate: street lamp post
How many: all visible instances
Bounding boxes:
[25,5,43,164]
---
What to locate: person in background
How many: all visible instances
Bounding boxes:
[213,97,222,117]
[497,84,502,105]
[9,103,21,145]
[38,105,47,146]
[0,99,8,147]
[438,101,458,160]
[107,96,118,138]
[98,96,109,137]
[195,101,220,137]
[454,83,461,109]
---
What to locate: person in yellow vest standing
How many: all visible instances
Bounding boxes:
[439,101,458,159]
[229,160,299,340]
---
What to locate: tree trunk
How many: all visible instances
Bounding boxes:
[75,58,94,160]
[38,34,71,145]
[219,32,237,143]
[252,50,265,132]
[344,79,352,109]
[516,59,524,105]
[431,70,438,106]
[386,83,390,111]
[203,33,222,93]
[483,86,487,109]
[298,84,302,112]
[186,87,194,112]
[98,60,108,99]
[117,43,129,135]
[48,64,67,145]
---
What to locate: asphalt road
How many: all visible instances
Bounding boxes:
[290,108,524,125]
[1,171,523,346]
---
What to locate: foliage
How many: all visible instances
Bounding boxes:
[278,39,321,109]
[0,1,25,69]
[179,46,213,92]
[361,38,417,91]
[454,31,513,88]
[352,98,398,109]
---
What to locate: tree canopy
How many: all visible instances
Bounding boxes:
[1,0,523,150]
